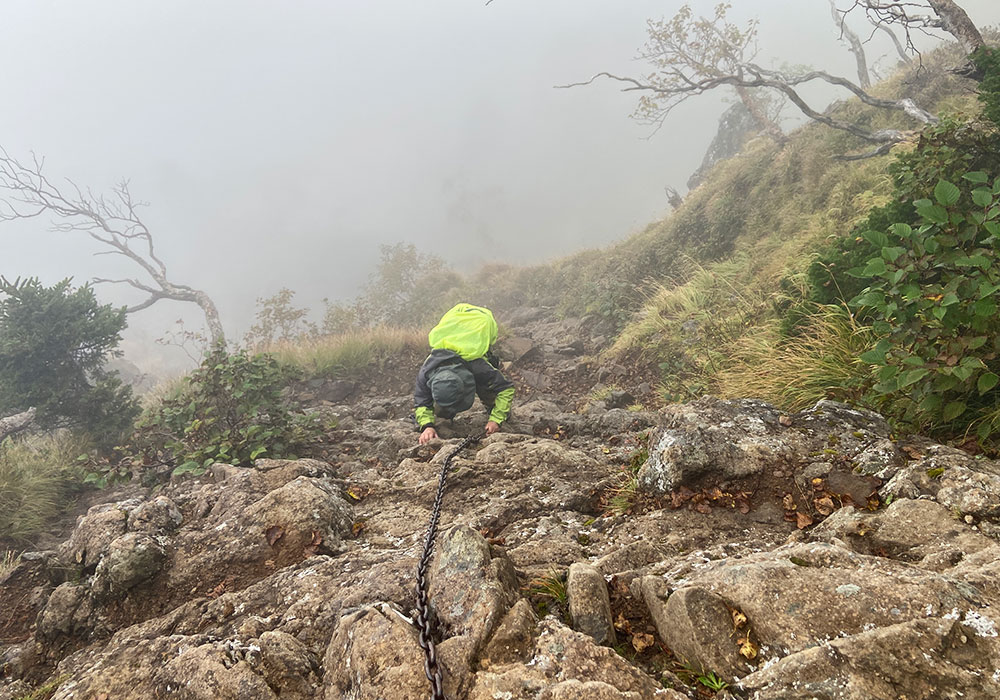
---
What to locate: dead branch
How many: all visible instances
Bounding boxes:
[830,0,872,88]
[0,408,35,441]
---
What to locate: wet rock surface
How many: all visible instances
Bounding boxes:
[5,337,1000,700]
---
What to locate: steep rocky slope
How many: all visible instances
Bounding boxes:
[3,313,1000,700]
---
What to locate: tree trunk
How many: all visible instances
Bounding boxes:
[734,85,786,144]
[926,0,985,53]
[0,408,35,441]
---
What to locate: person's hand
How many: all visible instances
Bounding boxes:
[485,421,500,435]
[419,427,439,445]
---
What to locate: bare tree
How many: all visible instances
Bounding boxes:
[829,0,872,89]
[628,4,785,143]
[562,3,938,159]
[0,150,226,347]
[0,407,35,442]
[845,0,985,56]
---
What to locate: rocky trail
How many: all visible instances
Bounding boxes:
[4,311,1000,699]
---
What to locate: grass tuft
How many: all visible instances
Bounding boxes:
[0,433,90,544]
[257,327,426,378]
[716,305,873,411]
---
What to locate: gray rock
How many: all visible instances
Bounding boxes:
[258,630,321,700]
[429,525,519,651]
[648,586,747,679]
[323,604,426,700]
[92,533,166,597]
[567,562,616,646]
[126,496,183,534]
[736,617,1000,700]
[883,448,1000,521]
[481,599,537,668]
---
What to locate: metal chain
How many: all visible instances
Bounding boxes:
[414,433,481,700]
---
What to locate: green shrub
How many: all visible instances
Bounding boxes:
[136,347,320,476]
[850,173,1000,436]
[973,46,1000,127]
[0,277,138,449]
[808,118,1000,310]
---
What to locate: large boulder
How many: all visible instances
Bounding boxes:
[638,398,902,496]
[736,617,1000,700]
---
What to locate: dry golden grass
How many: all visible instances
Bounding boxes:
[0,432,90,544]
[261,327,427,378]
[716,306,874,411]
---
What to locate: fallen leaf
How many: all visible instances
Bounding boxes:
[814,496,836,516]
[735,497,751,515]
[796,511,814,529]
[901,445,923,460]
[265,525,285,547]
[614,612,631,633]
[811,477,825,490]
[779,415,792,427]
[782,493,797,511]
[707,486,723,500]
[352,521,366,536]
[346,487,363,501]
[731,609,748,628]
[738,635,758,659]
[695,502,712,515]
[632,632,655,653]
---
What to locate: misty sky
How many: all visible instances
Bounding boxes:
[1,0,997,372]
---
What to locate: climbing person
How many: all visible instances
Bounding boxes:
[414,302,514,445]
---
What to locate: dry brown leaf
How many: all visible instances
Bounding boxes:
[695,502,712,515]
[731,609,748,628]
[632,632,655,653]
[796,511,814,529]
[736,497,751,515]
[814,496,836,516]
[738,635,759,659]
[782,493,797,511]
[779,415,792,427]
[614,612,631,633]
[265,525,285,547]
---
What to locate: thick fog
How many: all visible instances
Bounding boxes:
[1,0,998,373]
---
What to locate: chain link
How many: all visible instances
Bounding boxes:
[414,433,481,700]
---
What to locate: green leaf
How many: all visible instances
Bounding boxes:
[975,298,997,317]
[862,230,889,248]
[978,372,1000,395]
[916,204,949,225]
[891,222,913,239]
[934,180,961,207]
[862,257,888,276]
[897,368,930,388]
[860,339,891,365]
[963,171,990,184]
[881,246,906,262]
[973,188,994,208]
[942,401,967,421]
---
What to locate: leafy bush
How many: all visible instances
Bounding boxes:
[136,347,319,476]
[849,173,1000,436]
[0,277,138,448]
[808,118,1000,310]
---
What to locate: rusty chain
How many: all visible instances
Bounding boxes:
[413,433,481,700]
